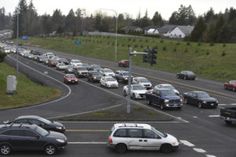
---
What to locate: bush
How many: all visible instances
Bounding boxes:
[221,51,226,56]
[186,42,191,46]
[0,51,6,62]
[209,42,214,46]
[222,43,226,47]
[163,46,166,51]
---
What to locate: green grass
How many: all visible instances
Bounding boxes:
[21,36,236,81]
[0,62,61,109]
[56,104,173,121]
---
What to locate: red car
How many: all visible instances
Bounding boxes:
[118,60,129,67]
[64,74,78,84]
[224,80,236,92]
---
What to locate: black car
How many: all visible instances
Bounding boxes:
[114,70,130,83]
[0,124,67,155]
[64,65,75,74]
[183,91,218,108]
[11,115,66,133]
[176,71,196,80]
[87,71,102,82]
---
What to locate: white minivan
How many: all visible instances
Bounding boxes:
[108,123,179,153]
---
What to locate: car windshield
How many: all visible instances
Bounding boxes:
[138,78,149,83]
[104,69,113,73]
[159,84,174,89]
[121,72,129,76]
[66,74,75,78]
[160,89,176,96]
[71,60,81,63]
[35,126,49,136]
[106,77,116,81]
[151,127,167,137]
[133,85,145,90]
[197,92,210,98]
[38,117,52,124]
[230,80,236,84]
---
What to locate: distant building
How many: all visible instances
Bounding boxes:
[144,26,159,36]
[168,26,194,38]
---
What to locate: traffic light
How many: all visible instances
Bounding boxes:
[150,48,157,66]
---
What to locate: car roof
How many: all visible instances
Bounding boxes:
[113,123,152,130]
[156,84,172,87]
[133,77,146,80]
[15,115,42,120]
[0,123,38,130]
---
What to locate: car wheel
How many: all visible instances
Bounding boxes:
[160,144,173,153]
[131,94,136,99]
[183,98,188,104]
[225,120,232,125]
[123,91,127,96]
[184,76,187,80]
[233,88,236,92]
[147,100,152,105]
[115,144,127,153]
[198,102,202,108]
[45,144,56,155]
[0,144,11,155]
[160,104,164,110]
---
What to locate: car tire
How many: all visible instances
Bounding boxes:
[0,144,11,155]
[198,102,202,108]
[44,144,56,155]
[184,76,187,80]
[160,144,173,153]
[225,120,232,125]
[160,104,164,110]
[147,100,152,105]
[183,98,188,104]
[123,91,127,96]
[131,94,136,99]
[115,144,127,153]
[233,88,236,92]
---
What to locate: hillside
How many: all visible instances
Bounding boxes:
[21,36,236,81]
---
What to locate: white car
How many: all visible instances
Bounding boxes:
[70,59,82,68]
[99,68,115,77]
[56,63,68,70]
[100,76,118,88]
[108,123,179,153]
[132,77,152,89]
[154,84,180,95]
[123,84,147,99]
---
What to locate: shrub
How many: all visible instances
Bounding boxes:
[0,51,6,62]
[160,39,164,43]
[222,43,226,47]
[184,48,188,53]
[206,51,210,55]
[209,42,214,46]
[186,42,190,46]
[198,42,201,46]
[163,46,166,51]
[173,48,177,52]
[221,51,226,56]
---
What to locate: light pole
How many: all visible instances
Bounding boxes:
[100,8,118,61]
[16,8,20,75]
[126,48,148,113]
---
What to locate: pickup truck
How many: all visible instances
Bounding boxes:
[220,106,236,124]
[145,88,183,110]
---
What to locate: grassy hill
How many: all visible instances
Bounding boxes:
[21,36,236,81]
[0,62,61,109]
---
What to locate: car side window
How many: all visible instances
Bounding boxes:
[113,129,127,137]
[143,129,160,139]
[127,129,142,138]
[14,119,28,124]
[23,130,38,137]
[2,130,23,136]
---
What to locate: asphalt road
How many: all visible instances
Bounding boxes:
[1,49,236,157]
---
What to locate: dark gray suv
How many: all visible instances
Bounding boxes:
[0,124,67,155]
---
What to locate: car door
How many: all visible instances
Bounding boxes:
[1,130,26,150]
[191,93,199,105]
[126,129,143,150]
[21,130,46,150]
[141,129,162,150]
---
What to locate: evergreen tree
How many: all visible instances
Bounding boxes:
[152,11,164,26]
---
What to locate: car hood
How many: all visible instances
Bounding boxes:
[47,131,67,140]
[163,95,180,100]
[199,97,217,102]
[133,90,147,94]
[52,121,64,127]
[106,81,118,84]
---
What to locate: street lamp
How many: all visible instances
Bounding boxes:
[16,8,20,75]
[126,48,148,113]
[100,8,118,61]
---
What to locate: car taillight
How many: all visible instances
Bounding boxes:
[108,136,113,144]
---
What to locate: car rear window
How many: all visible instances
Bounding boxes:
[113,129,127,137]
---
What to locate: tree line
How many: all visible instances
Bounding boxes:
[0,0,235,43]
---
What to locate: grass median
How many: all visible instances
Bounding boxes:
[56,104,174,121]
[0,62,61,109]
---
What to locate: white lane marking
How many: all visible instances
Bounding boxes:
[206,155,216,157]
[180,140,195,147]
[218,104,226,106]
[27,57,189,124]
[7,55,72,109]
[208,115,220,118]
[219,103,236,106]
[193,148,207,153]
[67,129,109,132]
[193,116,198,119]
[59,120,184,124]
[68,142,106,145]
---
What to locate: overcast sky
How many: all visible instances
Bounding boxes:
[1,0,236,19]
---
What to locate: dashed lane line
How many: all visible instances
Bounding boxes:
[59,120,185,124]
[68,142,106,145]
[206,155,217,157]
[193,148,207,153]
[67,129,109,132]
[208,115,220,118]
[180,140,195,147]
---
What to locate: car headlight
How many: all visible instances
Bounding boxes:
[56,126,63,130]
[202,101,206,104]
[180,99,183,102]
[93,77,96,79]
[56,139,65,143]
[164,99,169,103]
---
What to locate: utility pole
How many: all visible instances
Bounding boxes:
[16,8,19,75]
